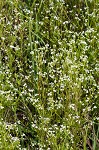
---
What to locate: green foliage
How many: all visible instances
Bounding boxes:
[0,0,99,149]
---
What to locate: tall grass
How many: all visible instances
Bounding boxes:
[0,0,99,149]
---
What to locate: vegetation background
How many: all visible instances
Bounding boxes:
[0,0,99,149]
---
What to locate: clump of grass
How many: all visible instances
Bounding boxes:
[0,0,99,149]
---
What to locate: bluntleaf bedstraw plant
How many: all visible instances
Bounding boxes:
[0,0,99,149]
